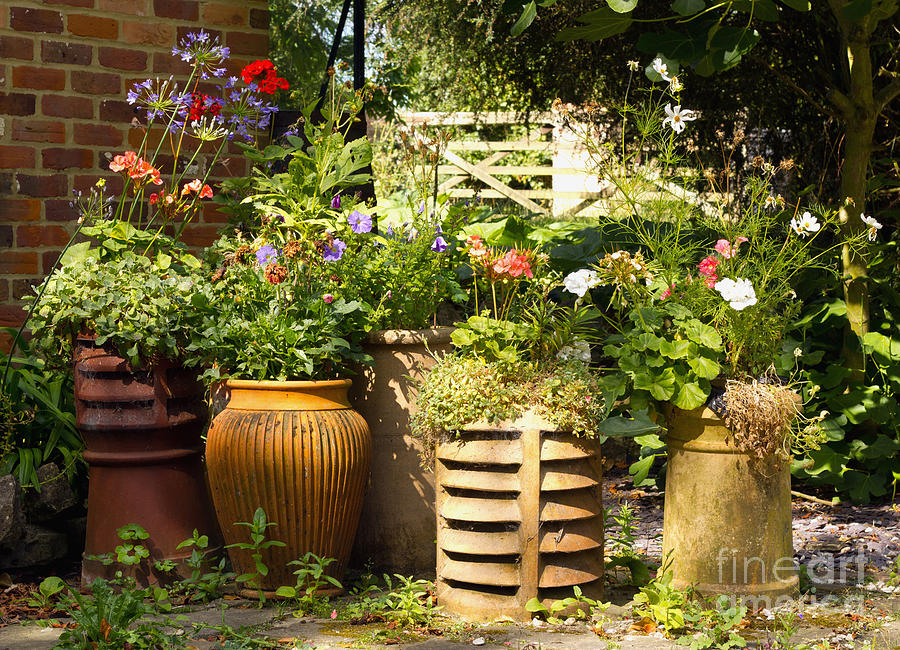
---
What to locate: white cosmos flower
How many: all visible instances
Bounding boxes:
[627,60,640,71]
[563,269,599,297]
[669,76,683,92]
[651,57,672,81]
[662,103,697,134]
[790,211,821,237]
[860,213,882,241]
[715,277,758,311]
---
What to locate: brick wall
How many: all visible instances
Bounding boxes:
[0,0,269,342]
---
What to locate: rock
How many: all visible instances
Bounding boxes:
[1,523,67,569]
[0,474,25,552]
[23,463,77,522]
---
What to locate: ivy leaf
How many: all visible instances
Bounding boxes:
[671,0,704,16]
[606,0,638,12]
[862,331,900,361]
[802,445,848,477]
[510,1,537,36]
[857,435,900,460]
[842,469,888,503]
[629,454,657,486]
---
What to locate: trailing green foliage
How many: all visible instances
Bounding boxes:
[0,330,82,492]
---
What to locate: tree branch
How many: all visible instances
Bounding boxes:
[875,76,900,113]
[827,86,854,118]
[750,54,839,119]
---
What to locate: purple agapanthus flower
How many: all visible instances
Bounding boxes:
[322,238,347,262]
[348,210,373,234]
[255,244,279,265]
[331,193,341,209]
[431,236,448,253]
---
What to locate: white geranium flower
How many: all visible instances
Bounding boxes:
[715,277,758,311]
[860,213,882,241]
[790,211,821,237]
[557,340,591,364]
[563,269,599,298]
[651,57,672,81]
[662,103,697,134]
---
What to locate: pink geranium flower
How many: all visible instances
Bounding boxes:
[714,237,749,259]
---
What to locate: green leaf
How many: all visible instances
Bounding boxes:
[671,0,704,16]
[672,381,708,410]
[803,445,847,477]
[842,469,888,503]
[525,597,549,613]
[842,0,873,21]
[779,0,810,10]
[682,321,722,349]
[510,1,537,36]
[633,368,677,401]
[687,356,720,379]
[557,7,633,41]
[59,241,91,266]
[597,411,660,437]
[658,339,694,359]
[857,435,900,460]
[606,0,638,12]
[274,586,297,598]
[629,454,657,486]
[862,331,900,361]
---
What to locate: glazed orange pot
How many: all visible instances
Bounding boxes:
[205,379,371,591]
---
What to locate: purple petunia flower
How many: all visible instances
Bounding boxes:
[431,236,448,253]
[255,244,278,265]
[331,193,341,209]
[322,238,347,262]
[348,210,373,234]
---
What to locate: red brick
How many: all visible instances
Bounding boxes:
[202,3,247,26]
[45,0,94,7]
[202,201,228,223]
[0,174,16,194]
[226,31,268,57]
[73,123,122,146]
[16,174,69,197]
[154,0,198,20]
[42,94,94,119]
[249,8,269,29]
[178,224,219,247]
[43,250,62,274]
[75,174,123,195]
[98,46,147,71]
[10,7,63,34]
[0,281,8,305]
[12,279,42,301]
[0,145,35,168]
[11,119,66,143]
[0,198,41,222]
[45,199,77,222]
[99,99,138,123]
[0,93,36,116]
[71,70,120,95]
[98,0,149,15]
[12,66,66,91]
[42,147,94,169]
[0,252,40,275]
[16,225,71,247]
[210,155,246,177]
[0,35,34,60]
[0,226,11,247]
[42,40,93,65]
[152,52,192,75]
[67,14,118,39]
[122,21,175,47]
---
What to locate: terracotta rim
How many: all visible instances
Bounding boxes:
[224,378,352,390]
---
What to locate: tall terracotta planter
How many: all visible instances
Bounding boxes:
[73,337,220,586]
[435,411,604,622]
[662,406,797,601]
[206,379,371,591]
[348,327,453,573]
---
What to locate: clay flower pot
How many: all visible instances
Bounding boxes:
[348,326,453,573]
[435,411,604,621]
[205,379,371,591]
[73,336,220,586]
[662,406,797,602]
